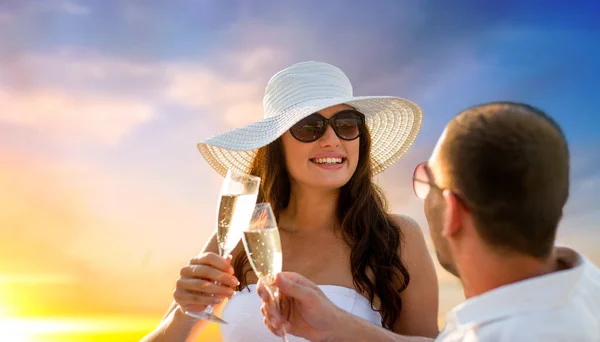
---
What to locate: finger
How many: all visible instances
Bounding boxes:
[259,278,292,320]
[282,321,292,334]
[279,294,292,319]
[256,279,272,302]
[261,304,266,317]
[267,297,283,321]
[261,301,283,323]
[177,277,235,297]
[261,304,277,327]
[277,272,318,290]
[173,288,224,307]
[263,316,284,337]
[180,264,236,285]
[190,253,234,274]
[276,272,317,303]
[180,264,239,287]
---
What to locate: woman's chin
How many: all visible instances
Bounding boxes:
[306,175,353,191]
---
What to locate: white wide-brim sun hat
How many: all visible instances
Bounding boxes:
[197,61,423,177]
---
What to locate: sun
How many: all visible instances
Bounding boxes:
[0,280,40,341]
[0,318,37,342]
[0,285,30,341]
[0,280,22,317]
[0,304,8,318]
[0,284,15,318]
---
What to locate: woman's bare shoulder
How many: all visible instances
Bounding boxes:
[389,214,439,337]
[390,214,424,243]
[389,214,432,274]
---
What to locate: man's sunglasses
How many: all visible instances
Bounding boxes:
[413,161,471,211]
[412,162,442,199]
[289,110,365,143]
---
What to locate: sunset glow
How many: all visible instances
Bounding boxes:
[1,1,598,341]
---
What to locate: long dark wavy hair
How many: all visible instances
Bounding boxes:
[232,126,411,329]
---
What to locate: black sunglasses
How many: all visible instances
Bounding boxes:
[289,110,365,143]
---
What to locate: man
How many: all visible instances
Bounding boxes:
[258,101,600,341]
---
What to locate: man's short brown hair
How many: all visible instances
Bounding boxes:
[440,102,570,258]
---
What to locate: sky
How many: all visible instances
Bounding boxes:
[0,1,599,341]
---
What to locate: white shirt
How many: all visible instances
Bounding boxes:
[436,247,600,341]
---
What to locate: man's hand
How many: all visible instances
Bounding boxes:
[257,272,437,342]
[256,272,344,342]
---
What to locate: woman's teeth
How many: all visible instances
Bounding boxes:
[312,157,343,164]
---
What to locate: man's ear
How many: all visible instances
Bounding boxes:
[442,190,463,238]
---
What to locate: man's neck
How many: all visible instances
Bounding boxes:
[459,248,559,299]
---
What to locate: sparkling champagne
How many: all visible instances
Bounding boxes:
[217,193,258,256]
[242,227,283,280]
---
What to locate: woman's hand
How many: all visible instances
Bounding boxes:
[173,252,239,313]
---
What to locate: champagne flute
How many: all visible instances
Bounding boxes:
[184,169,261,324]
[242,202,289,342]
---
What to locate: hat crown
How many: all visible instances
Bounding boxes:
[263,61,353,119]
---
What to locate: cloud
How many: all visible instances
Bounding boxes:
[0,46,291,146]
[0,9,13,25]
[0,4,495,143]
[225,46,288,77]
[2,50,162,94]
[165,64,261,124]
[0,50,163,145]
[165,46,289,127]
[0,0,90,25]
[61,0,90,16]
[0,88,154,145]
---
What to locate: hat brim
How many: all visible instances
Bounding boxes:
[197,96,422,177]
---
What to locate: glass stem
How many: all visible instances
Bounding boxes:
[264,280,289,342]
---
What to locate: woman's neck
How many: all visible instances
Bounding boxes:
[279,183,340,234]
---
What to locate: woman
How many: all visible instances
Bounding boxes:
[142,61,439,341]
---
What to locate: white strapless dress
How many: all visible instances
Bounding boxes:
[220,284,382,342]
